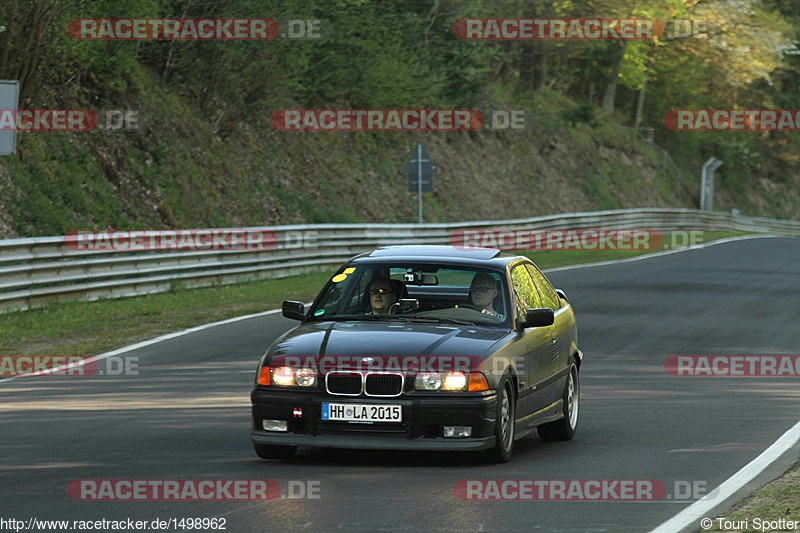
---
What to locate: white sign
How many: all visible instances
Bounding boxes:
[0,80,19,156]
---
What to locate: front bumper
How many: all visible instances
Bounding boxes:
[251,389,497,451]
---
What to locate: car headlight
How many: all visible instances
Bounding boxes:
[295,367,316,386]
[416,372,443,390]
[269,366,317,387]
[443,371,467,390]
[415,371,468,391]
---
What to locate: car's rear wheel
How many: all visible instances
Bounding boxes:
[538,361,579,441]
[254,444,297,460]
[484,377,515,463]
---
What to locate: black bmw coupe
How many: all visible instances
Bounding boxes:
[251,245,581,462]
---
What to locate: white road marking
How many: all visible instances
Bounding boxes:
[544,234,779,273]
[546,234,800,531]
[0,307,285,384]
[647,419,800,533]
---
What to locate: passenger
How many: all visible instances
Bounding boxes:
[368,278,398,315]
[469,272,502,318]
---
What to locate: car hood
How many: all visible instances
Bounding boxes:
[266,320,510,370]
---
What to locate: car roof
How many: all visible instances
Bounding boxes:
[348,245,525,269]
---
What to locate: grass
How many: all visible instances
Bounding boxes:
[0,270,332,357]
[0,230,755,358]
[704,461,800,532]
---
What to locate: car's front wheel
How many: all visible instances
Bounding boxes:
[254,444,297,460]
[484,377,515,463]
[538,361,579,441]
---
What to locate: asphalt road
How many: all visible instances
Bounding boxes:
[2,236,799,533]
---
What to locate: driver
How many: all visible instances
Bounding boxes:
[468,272,502,318]
[367,278,398,315]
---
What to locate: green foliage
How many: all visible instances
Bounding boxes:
[560,104,600,128]
[1,0,800,234]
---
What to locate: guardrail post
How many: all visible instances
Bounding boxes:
[701,157,723,211]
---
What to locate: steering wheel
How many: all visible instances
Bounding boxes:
[457,303,484,312]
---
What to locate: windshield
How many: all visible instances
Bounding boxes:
[308,263,510,327]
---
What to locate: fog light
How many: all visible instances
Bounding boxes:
[443,426,472,438]
[262,419,288,432]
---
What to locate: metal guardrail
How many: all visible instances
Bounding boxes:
[1,208,798,312]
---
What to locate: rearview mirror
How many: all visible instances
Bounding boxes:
[403,272,439,285]
[520,308,554,329]
[282,300,305,320]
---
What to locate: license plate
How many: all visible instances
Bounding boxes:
[321,402,402,423]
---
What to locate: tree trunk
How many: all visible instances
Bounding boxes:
[535,47,548,91]
[519,45,534,87]
[602,63,620,115]
[634,75,648,128]
[0,0,19,77]
[602,42,626,115]
[16,0,54,101]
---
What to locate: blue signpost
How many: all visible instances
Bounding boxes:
[404,143,436,223]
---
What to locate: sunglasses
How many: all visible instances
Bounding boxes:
[370,288,393,296]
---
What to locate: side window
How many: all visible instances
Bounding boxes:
[526,264,560,310]
[314,273,349,315]
[329,267,369,314]
[510,265,542,319]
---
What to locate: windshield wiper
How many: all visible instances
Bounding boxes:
[309,314,402,322]
[391,316,476,326]
[309,314,476,326]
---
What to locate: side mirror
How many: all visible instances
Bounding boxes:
[282,300,306,320]
[519,308,554,329]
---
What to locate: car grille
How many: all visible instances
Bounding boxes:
[325,371,404,397]
[365,373,403,397]
[325,372,362,395]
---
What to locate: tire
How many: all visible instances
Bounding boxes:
[484,377,516,463]
[538,361,579,441]
[254,444,297,460]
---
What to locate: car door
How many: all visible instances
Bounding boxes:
[526,263,570,405]
[509,264,553,414]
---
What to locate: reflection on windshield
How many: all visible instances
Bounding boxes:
[309,263,510,326]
